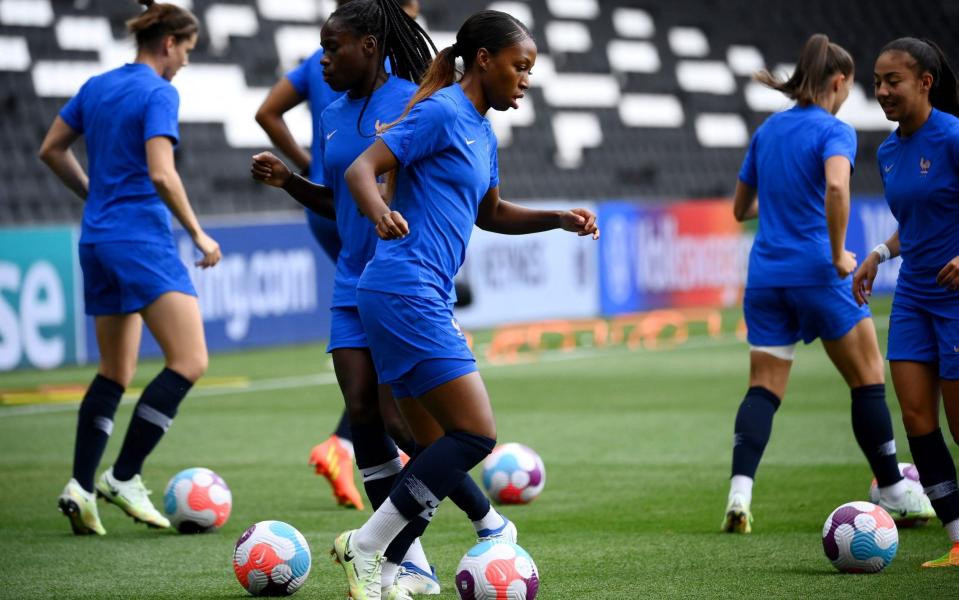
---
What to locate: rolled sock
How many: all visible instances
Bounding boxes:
[728,474,754,505]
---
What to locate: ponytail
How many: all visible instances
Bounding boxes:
[127,0,199,50]
[756,33,854,105]
[880,37,959,117]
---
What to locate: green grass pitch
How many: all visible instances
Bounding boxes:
[0,299,956,598]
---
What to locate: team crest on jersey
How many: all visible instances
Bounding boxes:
[919,156,931,175]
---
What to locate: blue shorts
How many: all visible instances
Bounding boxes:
[888,292,959,380]
[356,289,476,398]
[327,306,368,352]
[79,241,196,316]
[305,208,341,262]
[744,284,869,346]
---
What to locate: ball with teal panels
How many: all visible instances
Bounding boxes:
[455,540,539,600]
[822,501,898,573]
[233,520,312,596]
[163,467,232,533]
[482,443,545,505]
[868,462,931,527]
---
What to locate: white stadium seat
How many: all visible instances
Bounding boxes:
[695,113,749,147]
[607,40,660,73]
[0,0,53,27]
[205,4,259,55]
[611,8,654,38]
[552,112,602,169]
[545,20,591,53]
[0,35,30,71]
[619,94,684,128]
[676,61,737,95]
[668,27,709,58]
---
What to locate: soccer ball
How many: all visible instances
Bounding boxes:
[163,467,232,533]
[868,462,931,527]
[233,521,311,596]
[455,540,539,600]
[822,501,898,573]
[482,443,545,505]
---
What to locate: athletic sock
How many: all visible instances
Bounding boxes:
[449,473,492,522]
[472,506,506,534]
[908,429,959,526]
[401,537,429,571]
[731,386,781,479]
[357,430,495,554]
[946,519,959,544]
[72,374,124,492]
[334,410,352,442]
[381,561,400,589]
[112,368,192,481]
[850,384,902,487]
[352,421,402,510]
[728,474,754,506]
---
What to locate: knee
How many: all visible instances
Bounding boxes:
[99,365,136,389]
[343,388,379,424]
[900,406,935,437]
[168,351,208,383]
[382,414,413,448]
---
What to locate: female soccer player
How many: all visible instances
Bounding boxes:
[39,0,220,535]
[721,34,932,535]
[327,10,598,599]
[252,2,515,595]
[255,0,422,512]
[853,37,959,568]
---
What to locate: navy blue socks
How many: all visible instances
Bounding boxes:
[352,421,402,510]
[72,374,124,492]
[908,429,959,525]
[112,368,192,481]
[334,410,352,442]
[731,386,781,478]
[850,384,902,487]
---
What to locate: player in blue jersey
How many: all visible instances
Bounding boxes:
[38,0,220,536]
[853,38,959,568]
[324,11,598,599]
[253,3,516,596]
[255,0,421,511]
[721,34,933,535]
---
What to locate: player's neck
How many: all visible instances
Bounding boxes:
[134,52,164,77]
[899,104,933,138]
[458,73,489,116]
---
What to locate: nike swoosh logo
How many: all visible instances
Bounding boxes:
[465,139,476,145]
[327,130,337,140]
[884,164,893,173]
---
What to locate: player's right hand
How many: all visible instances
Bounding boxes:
[375,210,409,240]
[193,230,222,268]
[852,252,879,306]
[250,151,292,188]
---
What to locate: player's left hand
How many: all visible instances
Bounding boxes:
[250,151,292,188]
[936,256,959,290]
[560,208,600,240]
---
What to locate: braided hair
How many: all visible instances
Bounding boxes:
[328,0,436,135]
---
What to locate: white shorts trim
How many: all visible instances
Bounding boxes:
[750,344,796,361]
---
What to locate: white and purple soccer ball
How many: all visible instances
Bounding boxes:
[456,540,539,600]
[868,462,931,527]
[233,521,311,596]
[163,467,232,533]
[822,501,898,573]
[482,443,546,505]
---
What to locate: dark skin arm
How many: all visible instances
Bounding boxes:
[475,186,599,238]
[254,79,311,172]
[251,151,335,219]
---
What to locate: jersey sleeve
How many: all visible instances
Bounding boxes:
[738,130,759,188]
[488,124,500,191]
[286,51,316,97]
[59,81,87,133]
[144,85,180,145]
[379,94,457,167]
[822,120,857,172]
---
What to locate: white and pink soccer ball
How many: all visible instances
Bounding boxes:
[456,540,539,600]
[822,501,898,573]
[482,443,545,505]
[163,467,232,533]
[868,462,931,527]
[233,520,312,596]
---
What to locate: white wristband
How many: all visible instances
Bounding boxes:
[872,243,891,264]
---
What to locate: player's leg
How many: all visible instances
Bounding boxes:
[724,287,794,533]
[60,312,142,535]
[97,291,207,528]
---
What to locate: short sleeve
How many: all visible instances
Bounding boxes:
[822,121,857,172]
[738,130,759,188]
[379,94,457,167]
[488,124,499,190]
[144,85,180,145]
[286,51,316,97]
[59,81,87,133]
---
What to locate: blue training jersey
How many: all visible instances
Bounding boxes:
[358,83,499,302]
[879,108,959,300]
[60,63,180,244]
[739,104,857,288]
[320,76,417,307]
[286,48,343,184]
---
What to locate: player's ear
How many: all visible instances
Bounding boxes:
[362,34,377,57]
